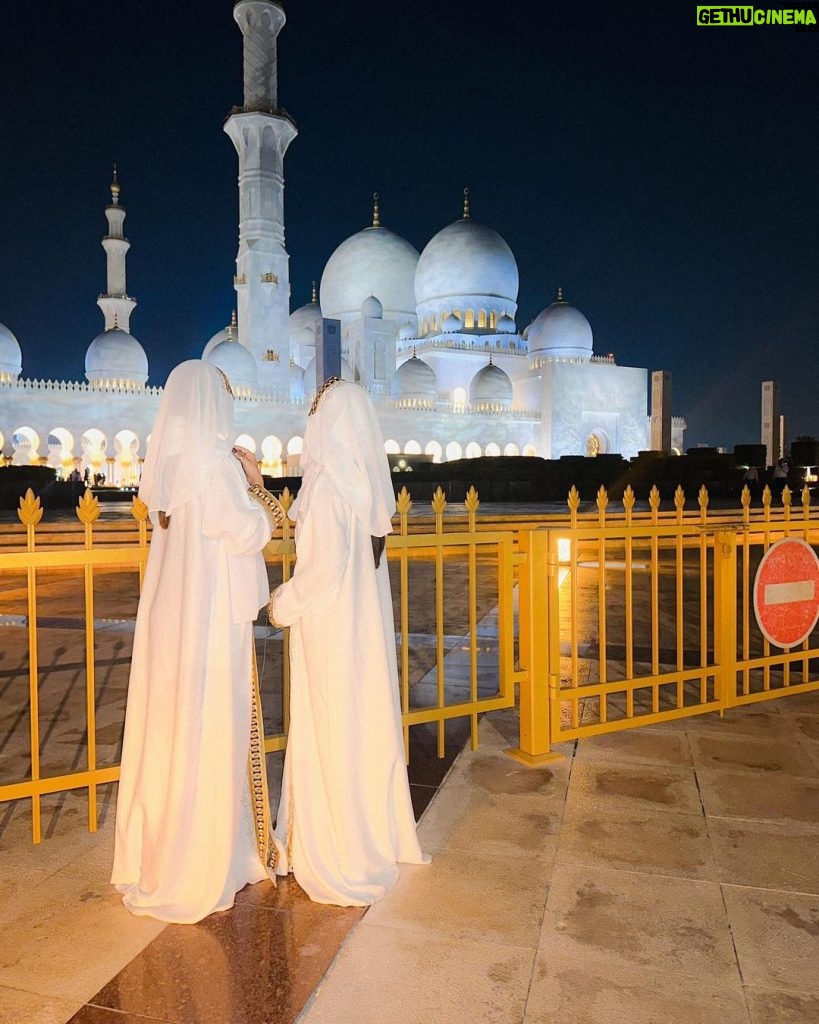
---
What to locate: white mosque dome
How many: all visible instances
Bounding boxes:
[202,313,238,358]
[289,288,321,342]
[303,354,355,395]
[415,217,519,310]
[85,327,148,387]
[205,339,259,395]
[469,360,513,409]
[361,294,383,319]
[399,321,416,341]
[0,322,22,380]
[320,225,420,323]
[497,313,516,334]
[442,312,461,333]
[391,355,438,405]
[528,290,593,359]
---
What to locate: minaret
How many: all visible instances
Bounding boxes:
[97,166,136,331]
[224,0,297,397]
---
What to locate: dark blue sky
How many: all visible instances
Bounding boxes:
[2,1,817,448]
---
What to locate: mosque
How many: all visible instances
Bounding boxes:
[0,0,684,485]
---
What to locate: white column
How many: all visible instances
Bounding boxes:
[97,169,136,331]
[225,1,296,398]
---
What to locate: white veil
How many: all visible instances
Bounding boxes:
[139,360,236,520]
[292,381,395,537]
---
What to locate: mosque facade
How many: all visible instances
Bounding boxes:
[0,0,684,485]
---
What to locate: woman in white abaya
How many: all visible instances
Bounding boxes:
[112,360,282,923]
[269,378,429,906]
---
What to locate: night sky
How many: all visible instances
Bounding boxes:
[2,1,817,448]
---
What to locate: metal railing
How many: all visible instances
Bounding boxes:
[1,481,816,843]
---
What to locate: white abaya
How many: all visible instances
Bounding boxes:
[270,381,428,906]
[112,362,271,924]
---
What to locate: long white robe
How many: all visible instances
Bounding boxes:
[112,457,271,923]
[270,472,428,906]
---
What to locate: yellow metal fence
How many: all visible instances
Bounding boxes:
[1,482,817,842]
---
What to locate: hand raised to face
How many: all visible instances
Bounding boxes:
[232,446,264,488]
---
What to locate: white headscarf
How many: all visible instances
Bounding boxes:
[139,360,236,518]
[292,381,395,537]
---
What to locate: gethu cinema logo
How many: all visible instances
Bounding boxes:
[697,6,817,24]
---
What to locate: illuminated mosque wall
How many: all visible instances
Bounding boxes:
[0,1,684,479]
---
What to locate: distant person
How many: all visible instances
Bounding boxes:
[268,378,429,906]
[771,458,789,500]
[112,360,284,923]
[742,464,759,500]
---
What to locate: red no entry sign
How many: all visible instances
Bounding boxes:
[753,538,819,648]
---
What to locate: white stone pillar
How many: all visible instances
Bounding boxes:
[225,1,296,398]
[97,169,136,331]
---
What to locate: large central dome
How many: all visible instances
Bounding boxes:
[415,218,519,309]
[320,225,419,324]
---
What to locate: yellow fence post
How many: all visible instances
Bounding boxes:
[507,529,563,766]
[713,529,738,711]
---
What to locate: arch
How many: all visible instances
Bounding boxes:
[522,443,537,457]
[286,435,303,456]
[261,435,283,461]
[452,386,467,408]
[465,442,482,459]
[114,429,141,486]
[445,441,463,462]
[464,310,475,329]
[485,442,501,457]
[478,310,487,329]
[47,427,75,476]
[404,439,422,455]
[11,426,41,466]
[80,428,107,477]
[384,438,400,455]
[235,433,257,453]
[489,311,497,329]
[504,442,520,457]
[425,440,443,463]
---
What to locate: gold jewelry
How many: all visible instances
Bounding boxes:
[248,483,285,532]
[309,375,342,415]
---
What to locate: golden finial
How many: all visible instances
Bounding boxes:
[488,353,493,365]
[111,163,120,204]
[372,192,381,227]
[311,280,318,303]
[228,310,237,340]
[463,187,471,219]
[557,286,564,302]
[113,312,119,330]
[412,345,417,358]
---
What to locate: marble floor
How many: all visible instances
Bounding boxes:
[2,695,818,1024]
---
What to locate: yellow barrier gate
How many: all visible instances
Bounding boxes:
[1,480,817,843]
[536,484,819,747]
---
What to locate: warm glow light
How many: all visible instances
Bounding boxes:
[384,439,400,454]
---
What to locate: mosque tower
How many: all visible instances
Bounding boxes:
[224,0,297,397]
[97,166,136,331]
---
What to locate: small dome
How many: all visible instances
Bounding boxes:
[391,355,437,404]
[203,312,238,358]
[497,313,516,334]
[469,361,512,409]
[205,339,259,396]
[320,226,419,323]
[442,312,461,333]
[303,355,355,395]
[0,322,22,380]
[528,290,593,359]
[399,321,415,341]
[361,294,383,319]
[85,327,149,387]
[289,290,321,342]
[415,218,519,309]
